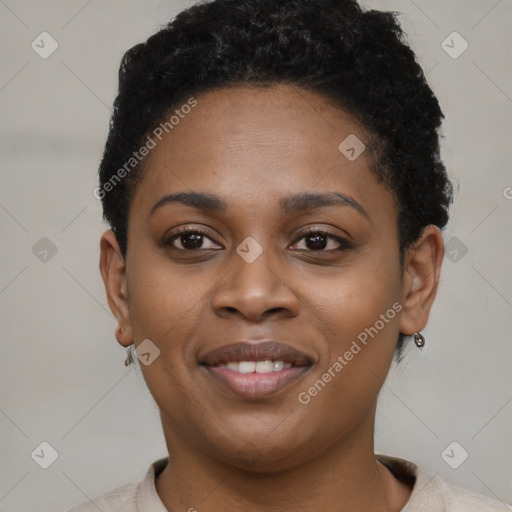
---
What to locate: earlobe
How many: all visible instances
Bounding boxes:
[99,230,133,347]
[398,225,444,336]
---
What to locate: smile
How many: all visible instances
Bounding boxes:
[200,341,313,399]
[214,360,292,373]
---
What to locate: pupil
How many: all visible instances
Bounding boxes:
[182,233,203,249]
[306,234,327,250]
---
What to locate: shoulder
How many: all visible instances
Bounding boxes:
[65,480,138,512]
[376,453,510,512]
[65,458,169,512]
[436,477,510,512]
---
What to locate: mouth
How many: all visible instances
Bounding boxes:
[199,341,313,399]
[215,360,293,373]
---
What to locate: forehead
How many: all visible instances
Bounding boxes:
[162,84,370,166]
[130,84,394,223]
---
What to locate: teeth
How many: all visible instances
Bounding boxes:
[238,361,256,373]
[255,360,274,373]
[273,360,284,371]
[217,360,292,373]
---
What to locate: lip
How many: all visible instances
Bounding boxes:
[200,341,313,366]
[199,341,313,399]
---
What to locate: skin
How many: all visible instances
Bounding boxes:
[99,84,444,512]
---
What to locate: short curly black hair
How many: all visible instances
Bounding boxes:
[97,0,452,359]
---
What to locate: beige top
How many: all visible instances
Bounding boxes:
[67,454,510,511]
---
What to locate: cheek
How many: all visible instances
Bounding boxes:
[308,251,402,346]
[126,249,209,341]
[124,254,217,405]
[124,255,208,408]
[296,251,402,409]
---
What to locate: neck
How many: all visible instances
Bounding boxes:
[155,406,411,512]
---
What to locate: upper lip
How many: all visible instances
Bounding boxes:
[200,341,313,366]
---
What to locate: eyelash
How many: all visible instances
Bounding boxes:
[165,226,353,252]
[292,228,354,251]
[166,227,219,250]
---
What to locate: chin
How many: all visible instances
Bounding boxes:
[194,423,321,473]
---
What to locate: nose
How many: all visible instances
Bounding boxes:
[211,247,300,323]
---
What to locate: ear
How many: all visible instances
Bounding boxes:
[99,230,133,347]
[399,225,444,336]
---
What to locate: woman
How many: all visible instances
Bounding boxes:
[70,0,508,510]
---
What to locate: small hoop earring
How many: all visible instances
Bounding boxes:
[124,346,135,366]
[414,332,425,348]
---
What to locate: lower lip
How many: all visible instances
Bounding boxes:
[204,365,310,399]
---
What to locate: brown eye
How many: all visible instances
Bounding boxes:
[166,228,222,251]
[291,230,352,251]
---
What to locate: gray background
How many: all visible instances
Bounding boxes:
[0,1,511,511]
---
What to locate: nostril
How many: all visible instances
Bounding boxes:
[266,307,287,315]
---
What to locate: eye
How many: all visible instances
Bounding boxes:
[290,229,353,252]
[165,227,223,251]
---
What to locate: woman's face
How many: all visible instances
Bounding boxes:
[102,84,436,471]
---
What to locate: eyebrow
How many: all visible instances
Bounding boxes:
[149,191,369,220]
[279,191,369,220]
[149,192,227,217]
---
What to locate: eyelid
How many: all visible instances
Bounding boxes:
[163,224,353,252]
[164,225,224,250]
[290,227,354,251]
